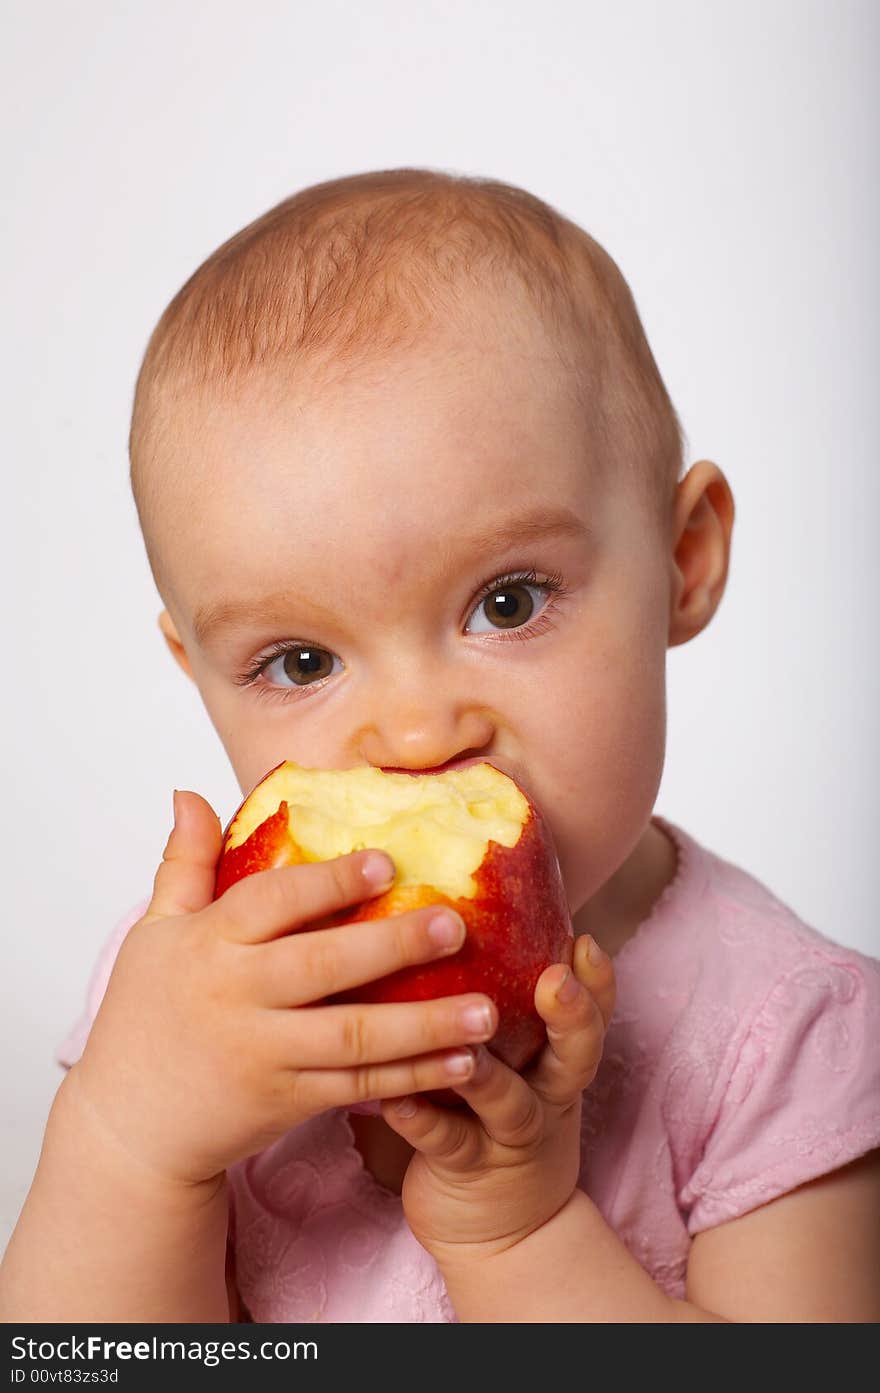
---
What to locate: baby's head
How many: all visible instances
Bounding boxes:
[128,167,733,922]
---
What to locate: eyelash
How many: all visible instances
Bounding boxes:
[234,567,570,704]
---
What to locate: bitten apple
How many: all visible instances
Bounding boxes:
[214,760,572,1071]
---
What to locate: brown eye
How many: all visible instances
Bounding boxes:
[280,647,336,685]
[465,569,564,639]
[484,583,535,629]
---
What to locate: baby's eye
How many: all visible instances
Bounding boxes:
[464,577,549,635]
[259,646,342,689]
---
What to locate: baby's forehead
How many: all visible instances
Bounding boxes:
[150,346,602,626]
[186,330,594,486]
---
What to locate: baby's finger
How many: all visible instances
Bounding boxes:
[147,790,223,921]
[448,1047,545,1152]
[571,934,616,1030]
[295,1045,484,1114]
[213,848,396,945]
[254,905,467,1006]
[263,994,497,1068]
[526,964,607,1107]
[380,1090,483,1169]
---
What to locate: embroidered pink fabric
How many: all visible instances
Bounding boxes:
[56,815,880,1321]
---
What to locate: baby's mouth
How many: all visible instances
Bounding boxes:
[379,756,489,775]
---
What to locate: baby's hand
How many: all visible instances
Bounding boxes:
[380,934,615,1261]
[65,790,498,1188]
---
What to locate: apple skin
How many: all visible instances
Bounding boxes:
[214,795,305,894]
[214,762,573,1073]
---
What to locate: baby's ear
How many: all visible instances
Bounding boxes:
[158,609,195,680]
[668,460,735,648]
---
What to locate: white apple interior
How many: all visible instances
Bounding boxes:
[225,761,529,899]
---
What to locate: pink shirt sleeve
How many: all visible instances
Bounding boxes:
[55,899,151,1069]
[679,949,880,1233]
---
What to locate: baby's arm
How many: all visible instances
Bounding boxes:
[437,1147,880,1321]
[0,1068,231,1322]
[685,1146,880,1321]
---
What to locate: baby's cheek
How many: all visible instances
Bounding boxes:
[546,661,667,907]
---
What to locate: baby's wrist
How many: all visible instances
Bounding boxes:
[50,1068,226,1208]
[428,1192,590,1287]
[422,1208,559,1278]
[429,1192,590,1321]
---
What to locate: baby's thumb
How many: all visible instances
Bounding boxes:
[147,789,224,921]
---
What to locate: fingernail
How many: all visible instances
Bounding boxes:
[428,911,465,949]
[555,967,580,1004]
[460,1004,493,1038]
[445,1049,476,1078]
[585,935,606,967]
[362,851,395,890]
[394,1096,418,1117]
[173,789,181,824]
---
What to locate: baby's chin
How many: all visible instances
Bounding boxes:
[347,1088,469,1118]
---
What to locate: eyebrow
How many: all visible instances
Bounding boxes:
[192,503,589,648]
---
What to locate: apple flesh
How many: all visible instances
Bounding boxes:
[214,760,572,1072]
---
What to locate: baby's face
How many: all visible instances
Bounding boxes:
[153,312,674,919]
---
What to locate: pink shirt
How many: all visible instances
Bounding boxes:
[56,815,880,1321]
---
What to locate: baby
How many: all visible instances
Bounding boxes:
[2,168,878,1323]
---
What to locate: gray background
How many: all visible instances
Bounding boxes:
[3,0,878,1249]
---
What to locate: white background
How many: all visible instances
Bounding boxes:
[3,0,878,1250]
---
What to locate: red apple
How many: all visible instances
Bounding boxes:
[214,760,572,1072]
